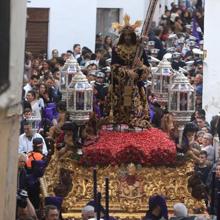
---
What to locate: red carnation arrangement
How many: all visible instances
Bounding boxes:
[80,128,176,166]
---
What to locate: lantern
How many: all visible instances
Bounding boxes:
[66,65,93,125]
[168,70,196,145]
[151,57,175,106]
[60,55,78,101]
[27,116,41,134]
[168,70,195,122]
[167,33,177,48]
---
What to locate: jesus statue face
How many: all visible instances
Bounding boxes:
[124,32,132,45]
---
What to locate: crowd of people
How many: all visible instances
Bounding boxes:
[16,1,220,220]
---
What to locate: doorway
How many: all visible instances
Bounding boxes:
[26,8,49,58]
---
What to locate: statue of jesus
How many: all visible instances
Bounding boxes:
[109,15,151,128]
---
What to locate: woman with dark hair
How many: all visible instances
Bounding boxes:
[174,17,183,34]
[38,83,50,105]
[144,195,168,220]
[182,9,192,25]
[103,35,113,58]
[177,122,200,161]
[160,26,171,42]
[40,60,52,80]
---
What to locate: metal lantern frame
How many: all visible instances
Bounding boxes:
[152,57,175,106]
[168,70,196,125]
[66,66,93,125]
[27,116,41,134]
[60,56,78,101]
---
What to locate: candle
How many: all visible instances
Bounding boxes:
[97,192,101,220]
[217,191,220,220]
[105,177,109,220]
[210,171,216,215]
[93,168,97,211]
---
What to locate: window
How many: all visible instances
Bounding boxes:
[96,8,120,36]
[0,0,10,94]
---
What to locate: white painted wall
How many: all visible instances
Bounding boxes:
[28,0,165,57]
[203,0,220,122]
[28,0,97,57]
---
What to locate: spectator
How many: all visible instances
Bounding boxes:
[196,115,209,131]
[194,74,203,97]
[25,90,43,120]
[26,137,45,169]
[17,153,28,191]
[73,43,81,60]
[38,83,50,105]
[95,33,104,50]
[44,205,59,220]
[24,52,32,81]
[82,205,95,220]
[195,130,205,147]
[45,77,62,103]
[20,108,33,134]
[149,27,166,60]
[103,35,113,58]
[40,60,52,80]
[16,190,37,220]
[194,151,211,184]
[144,195,168,220]
[201,133,215,163]
[19,120,48,155]
[170,203,195,220]
[177,122,199,157]
[174,17,183,33]
[23,75,39,98]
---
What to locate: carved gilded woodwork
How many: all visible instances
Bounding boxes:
[42,153,205,219]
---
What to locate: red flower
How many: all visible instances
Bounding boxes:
[81,128,176,166]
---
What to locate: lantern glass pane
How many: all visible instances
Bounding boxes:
[76,82,85,90]
[29,118,41,131]
[67,92,74,108]
[189,92,195,111]
[76,91,84,110]
[60,75,66,90]
[86,91,92,110]
[154,75,161,92]
[173,84,179,90]
[180,83,187,91]
[162,67,170,76]
[162,75,169,92]
[171,92,177,110]
[179,92,188,111]
[68,73,73,85]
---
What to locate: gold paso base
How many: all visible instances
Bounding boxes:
[42,154,205,219]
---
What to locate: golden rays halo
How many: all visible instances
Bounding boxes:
[112,14,142,33]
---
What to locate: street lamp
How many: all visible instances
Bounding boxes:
[151,57,175,107]
[60,55,78,101]
[168,70,195,145]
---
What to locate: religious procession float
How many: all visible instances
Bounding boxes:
[40,0,206,219]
